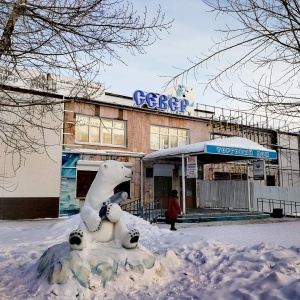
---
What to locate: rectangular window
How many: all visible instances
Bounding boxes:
[150,125,189,150]
[214,172,247,181]
[76,170,131,198]
[75,115,126,147]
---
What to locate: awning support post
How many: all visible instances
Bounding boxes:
[182,154,186,214]
[247,160,251,211]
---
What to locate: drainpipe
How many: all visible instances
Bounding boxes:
[140,159,144,207]
[182,154,186,214]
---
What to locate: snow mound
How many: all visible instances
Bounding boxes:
[34,241,166,298]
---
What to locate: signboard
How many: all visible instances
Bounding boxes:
[163,85,195,113]
[205,145,277,159]
[187,156,197,178]
[253,160,266,180]
[133,90,189,113]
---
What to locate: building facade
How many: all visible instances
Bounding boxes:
[0,72,299,219]
[60,89,300,216]
[61,89,211,214]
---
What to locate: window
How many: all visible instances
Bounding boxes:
[75,115,126,147]
[150,125,189,150]
[214,172,247,181]
[266,175,276,186]
[76,170,131,198]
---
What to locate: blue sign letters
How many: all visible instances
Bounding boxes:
[205,145,277,159]
[133,90,189,113]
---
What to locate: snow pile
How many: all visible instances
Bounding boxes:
[35,241,166,298]
[0,213,299,299]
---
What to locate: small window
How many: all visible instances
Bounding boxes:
[266,175,276,186]
[75,115,126,147]
[214,172,247,181]
[150,125,189,150]
[75,125,89,142]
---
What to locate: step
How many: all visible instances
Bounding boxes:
[157,212,270,224]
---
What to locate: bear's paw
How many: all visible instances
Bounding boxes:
[122,229,140,249]
[106,203,122,223]
[69,229,87,251]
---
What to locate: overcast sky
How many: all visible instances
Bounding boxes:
[99,0,242,108]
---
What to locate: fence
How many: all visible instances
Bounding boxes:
[199,180,300,211]
[257,198,300,217]
[199,180,248,209]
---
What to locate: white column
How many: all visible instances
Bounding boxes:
[247,161,251,211]
[140,159,144,206]
[181,154,186,214]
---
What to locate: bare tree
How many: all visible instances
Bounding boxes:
[0,0,172,186]
[169,0,300,120]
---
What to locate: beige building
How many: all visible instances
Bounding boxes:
[61,89,211,213]
[0,72,298,219]
[61,88,295,215]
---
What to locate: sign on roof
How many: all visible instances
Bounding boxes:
[133,85,196,114]
[205,145,277,159]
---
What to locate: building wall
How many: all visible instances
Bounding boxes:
[63,101,210,153]
[62,98,211,209]
[0,100,62,219]
[61,93,299,213]
[0,145,61,198]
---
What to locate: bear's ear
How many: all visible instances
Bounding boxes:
[103,163,108,169]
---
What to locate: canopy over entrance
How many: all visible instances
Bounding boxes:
[142,137,277,214]
[143,137,277,163]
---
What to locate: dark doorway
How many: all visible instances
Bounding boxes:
[180,177,196,208]
[76,170,97,198]
[154,176,172,209]
[266,175,276,186]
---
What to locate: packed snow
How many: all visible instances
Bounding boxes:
[0,213,300,299]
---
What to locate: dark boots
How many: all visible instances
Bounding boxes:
[170,218,177,231]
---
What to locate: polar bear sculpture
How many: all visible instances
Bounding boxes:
[69,160,139,251]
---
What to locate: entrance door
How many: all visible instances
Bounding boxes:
[180,177,196,208]
[154,176,172,209]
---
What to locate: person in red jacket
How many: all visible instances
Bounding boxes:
[167,189,182,231]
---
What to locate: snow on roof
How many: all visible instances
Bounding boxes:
[207,137,268,149]
[143,137,277,161]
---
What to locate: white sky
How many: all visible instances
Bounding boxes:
[100,1,242,108]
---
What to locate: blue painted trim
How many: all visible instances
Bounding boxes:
[205,145,277,159]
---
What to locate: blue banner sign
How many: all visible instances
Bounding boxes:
[133,90,189,112]
[205,145,277,159]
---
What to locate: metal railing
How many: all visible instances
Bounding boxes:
[141,200,164,224]
[120,199,142,217]
[120,199,164,223]
[257,198,300,217]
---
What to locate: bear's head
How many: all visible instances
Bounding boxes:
[96,160,132,187]
[84,160,132,210]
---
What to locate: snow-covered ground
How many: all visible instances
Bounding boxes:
[0,213,299,299]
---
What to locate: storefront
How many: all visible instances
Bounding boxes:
[60,86,208,215]
[142,137,277,213]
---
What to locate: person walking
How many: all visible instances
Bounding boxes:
[167,189,182,231]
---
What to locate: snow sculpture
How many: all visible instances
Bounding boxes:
[37,241,166,294]
[69,160,139,250]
